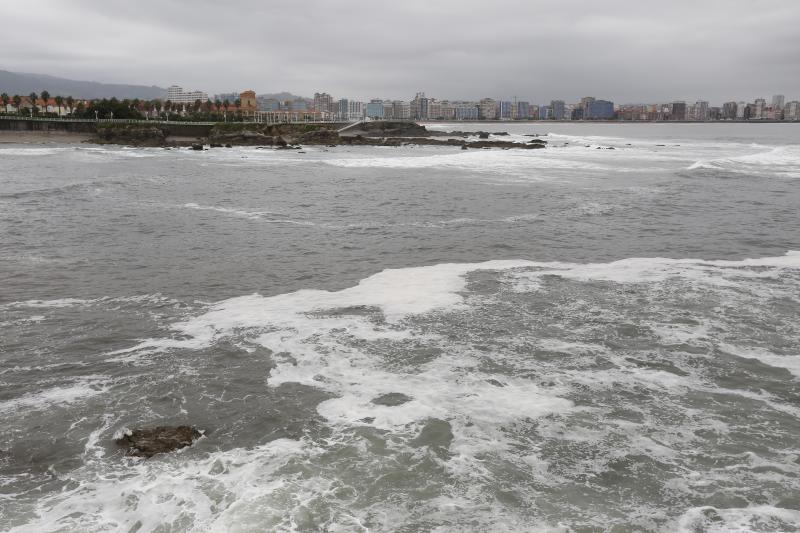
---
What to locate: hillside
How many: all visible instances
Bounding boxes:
[0,70,166,99]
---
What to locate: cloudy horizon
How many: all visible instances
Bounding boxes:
[2,0,798,104]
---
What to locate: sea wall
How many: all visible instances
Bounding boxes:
[0,118,97,133]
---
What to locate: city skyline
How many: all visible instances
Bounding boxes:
[1,0,798,103]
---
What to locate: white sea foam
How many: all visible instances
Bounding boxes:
[320,148,633,177]
[8,438,309,533]
[0,147,69,156]
[182,202,275,220]
[687,145,800,177]
[0,376,109,414]
[7,252,800,531]
[719,343,800,379]
[676,505,800,532]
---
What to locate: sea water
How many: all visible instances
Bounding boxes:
[1,122,800,532]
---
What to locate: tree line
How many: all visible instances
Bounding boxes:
[0,91,245,121]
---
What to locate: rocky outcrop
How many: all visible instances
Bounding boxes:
[89,121,547,150]
[94,125,167,147]
[372,393,413,406]
[115,426,202,457]
[354,121,430,137]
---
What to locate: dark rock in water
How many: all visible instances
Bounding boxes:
[461,144,468,150]
[486,378,506,387]
[115,426,202,458]
[371,392,413,406]
[94,125,167,147]
[210,143,222,148]
[225,144,232,148]
[356,121,429,138]
[478,132,490,139]
[607,147,615,150]
[191,144,204,151]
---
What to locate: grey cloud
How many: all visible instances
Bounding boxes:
[1,0,798,104]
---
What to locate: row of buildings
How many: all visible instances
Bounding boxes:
[306,92,799,122]
[3,84,798,123]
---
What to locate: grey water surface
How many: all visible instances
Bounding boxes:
[1,123,800,532]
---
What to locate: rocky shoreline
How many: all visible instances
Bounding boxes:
[91,121,546,150]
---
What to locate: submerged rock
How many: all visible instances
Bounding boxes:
[371,392,413,406]
[115,426,202,457]
[191,144,204,151]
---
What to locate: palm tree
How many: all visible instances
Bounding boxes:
[55,95,64,116]
[29,92,38,115]
[41,90,50,114]
[1,93,8,113]
[66,96,74,115]
[13,94,22,114]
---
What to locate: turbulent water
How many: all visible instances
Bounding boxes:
[1,122,800,532]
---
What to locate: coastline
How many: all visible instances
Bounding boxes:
[0,120,549,150]
[0,130,94,144]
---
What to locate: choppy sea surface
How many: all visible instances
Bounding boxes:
[1,122,800,532]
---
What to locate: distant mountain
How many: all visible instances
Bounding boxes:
[257,92,310,102]
[0,70,167,100]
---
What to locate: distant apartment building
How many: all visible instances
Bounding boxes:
[691,101,709,121]
[411,92,429,120]
[736,101,747,119]
[498,101,514,120]
[550,100,566,120]
[337,99,365,121]
[784,101,800,120]
[586,99,614,119]
[313,92,334,113]
[670,101,687,120]
[392,101,411,119]
[722,101,738,120]
[437,101,456,121]
[453,101,479,120]
[239,90,258,117]
[772,94,785,109]
[365,99,385,119]
[516,101,530,119]
[765,106,782,120]
[428,99,443,120]
[752,98,766,119]
[479,98,497,120]
[618,104,647,121]
[167,85,208,104]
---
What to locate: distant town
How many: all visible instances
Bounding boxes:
[1,84,798,122]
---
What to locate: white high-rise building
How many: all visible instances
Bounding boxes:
[772,94,785,109]
[784,101,800,121]
[167,85,209,104]
[694,100,709,121]
[736,101,747,119]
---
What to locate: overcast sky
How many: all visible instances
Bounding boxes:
[2,0,798,103]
